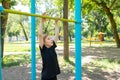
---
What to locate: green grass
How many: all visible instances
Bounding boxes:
[92,58,120,70]
[4,41,75,52]
[3,41,75,73]
[2,54,41,68]
[82,40,116,47]
[4,42,31,52]
[2,54,31,67]
[2,53,75,74]
[4,40,117,52]
[57,41,75,46]
[84,58,120,71]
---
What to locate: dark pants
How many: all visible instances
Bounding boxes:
[41,76,57,80]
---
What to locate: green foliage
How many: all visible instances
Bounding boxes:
[7,22,20,36]
[82,0,97,16]
[5,0,75,40]
[6,13,29,39]
[10,0,17,7]
[2,0,18,8]
[69,0,74,10]
[19,0,30,5]
[2,54,31,67]
[82,9,109,38]
[91,0,120,12]
[82,0,120,39]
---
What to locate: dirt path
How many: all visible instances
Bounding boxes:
[2,59,74,80]
[2,46,75,80]
[82,47,120,80]
[2,46,120,80]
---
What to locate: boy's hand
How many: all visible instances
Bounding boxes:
[55,18,59,25]
[41,12,47,23]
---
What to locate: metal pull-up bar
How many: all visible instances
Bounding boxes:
[0,6,76,23]
[0,0,81,79]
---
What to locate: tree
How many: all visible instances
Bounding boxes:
[6,21,20,41]
[63,0,69,60]
[53,0,75,60]
[92,0,120,47]
[83,0,120,47]
[6,13,29,41]
[85,10,109,38]
[18,15,29,41]
[19,22,29,41]
[0,0,17,58]
[68,24,74,42]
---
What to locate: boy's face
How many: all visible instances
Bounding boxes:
[44,36,53,47]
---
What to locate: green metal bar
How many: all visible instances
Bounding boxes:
[4,9,76,23]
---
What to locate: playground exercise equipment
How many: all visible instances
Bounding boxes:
[0,12,2,80]
[0,0,81,80]
[0,7,76,23]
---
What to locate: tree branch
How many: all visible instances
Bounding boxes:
[109,0,117,9]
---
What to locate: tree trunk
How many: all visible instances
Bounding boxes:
[19,22,28,41]
[1,0,10,58]
[63,0,69,60]
[58,28,61,40]
[69,31,72,42]
[102,4,120,47]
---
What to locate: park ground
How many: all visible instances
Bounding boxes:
[2,41,120,80]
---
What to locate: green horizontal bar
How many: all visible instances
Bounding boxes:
[4,9,76,23]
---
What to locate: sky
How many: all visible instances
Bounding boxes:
[13,2,29,12]
[13,2,47,14]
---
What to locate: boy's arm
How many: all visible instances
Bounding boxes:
[54,19,59,43]
[38,13,47,48]
[38,19,44,48]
